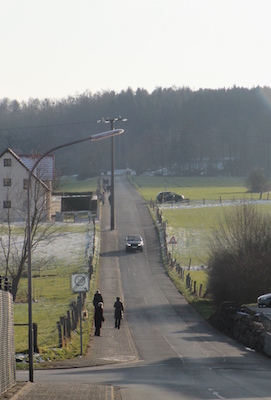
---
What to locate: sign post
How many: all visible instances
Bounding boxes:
[71,273,90,355]
[168,236,177,258]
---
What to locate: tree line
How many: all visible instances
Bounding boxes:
[1,86,271,178]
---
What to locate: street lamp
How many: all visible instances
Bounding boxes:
[97,117,127,230]
[27,128,124,382]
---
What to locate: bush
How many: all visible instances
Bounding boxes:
[246,168,271,193]
[208,203,271,305]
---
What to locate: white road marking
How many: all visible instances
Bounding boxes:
[163,335,185,363]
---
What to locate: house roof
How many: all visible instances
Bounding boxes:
[19,154,54,181]
[0,148,52,190]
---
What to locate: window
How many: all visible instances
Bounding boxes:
[23,179,28,189]
[3,201,11,208]
[4,158,11,167]
[3,178,11,186]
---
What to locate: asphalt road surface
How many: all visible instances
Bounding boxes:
[17,177,271,399]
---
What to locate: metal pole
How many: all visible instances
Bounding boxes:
[27,178,33,382]
[79,293,82,356]
[110,120,115,230]
[26,128,124,382]
[97,117,127,230]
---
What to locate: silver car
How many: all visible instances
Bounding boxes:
[125,235,144,252]
[257,293,271,307]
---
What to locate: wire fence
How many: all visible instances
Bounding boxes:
[0,278,16,396]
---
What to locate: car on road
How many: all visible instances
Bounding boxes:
[125,234,144,252]
[156,191,184,203]
[257,293,271,307]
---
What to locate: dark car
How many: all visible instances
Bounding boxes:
[258,293,271,307]
[125,235,144,252]
[156,191,184,203]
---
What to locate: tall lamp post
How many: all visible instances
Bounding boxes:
[97,117,127,230]
[27,128,124,382]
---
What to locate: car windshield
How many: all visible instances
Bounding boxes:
[128,236,141,241]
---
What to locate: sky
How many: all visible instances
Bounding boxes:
[1,0,271,102]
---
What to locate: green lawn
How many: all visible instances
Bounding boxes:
[131,176,264,202]
[11,177,100,365]
[134,175,271,318]
[56,175,100,193]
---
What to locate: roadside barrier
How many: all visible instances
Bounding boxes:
[0,277,16,396]
[57,294,86,348]
[152,205,206,298]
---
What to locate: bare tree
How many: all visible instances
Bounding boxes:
[208,202,271,305]
[0,172,61,301]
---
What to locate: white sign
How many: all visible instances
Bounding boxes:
[169,236,177,245]
[71,273,90,293]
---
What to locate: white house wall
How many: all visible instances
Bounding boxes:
[0,152,50,222]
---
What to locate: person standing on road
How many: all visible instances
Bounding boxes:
[93,289,103,309]
[114,297,124,329]
[94,302,105,336]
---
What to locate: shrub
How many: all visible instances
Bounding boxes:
[246,168,271,193]
[208,203,271,305]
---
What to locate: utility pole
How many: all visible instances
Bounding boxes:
[97,116,127,230]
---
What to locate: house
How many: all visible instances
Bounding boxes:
[0,148,54,222]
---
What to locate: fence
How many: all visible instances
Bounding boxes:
[0,277,16,396]
[56,215,98,347]
[152,192,271,210]
[57,293,86,347]
[152,204,206,298]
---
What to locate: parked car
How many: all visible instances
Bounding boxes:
[257,293,271,307]
[156,191,184,203]
[125,235,144,252]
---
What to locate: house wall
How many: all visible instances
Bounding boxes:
[0,152,50,222]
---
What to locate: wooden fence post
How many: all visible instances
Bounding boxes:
[57,321,63,348]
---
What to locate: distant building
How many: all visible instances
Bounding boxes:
[0,148,54,222]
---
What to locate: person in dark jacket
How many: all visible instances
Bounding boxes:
[93,289,103,308]
[94,302,104,336]
[114,297,124,329]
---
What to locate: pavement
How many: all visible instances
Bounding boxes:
[5,195,139,400]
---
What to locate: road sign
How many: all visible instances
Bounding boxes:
[169,236,177,244]
[71,273,90,293]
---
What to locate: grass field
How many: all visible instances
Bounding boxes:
[131,175,271,267]
[13,223,98,364]
[9,176,100,365]
[56,175,99,193]
[131,175,271,317]
[131,176,264,202]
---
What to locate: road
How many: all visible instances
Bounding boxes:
[17,177,271,399]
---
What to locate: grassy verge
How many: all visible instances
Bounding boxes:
[11,177,102,368]
[149,205,215,319]
[14,223,99,367]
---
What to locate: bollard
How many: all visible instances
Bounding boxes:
[33,323,39,353]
